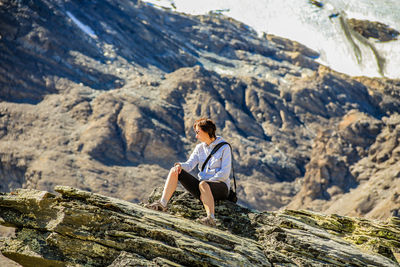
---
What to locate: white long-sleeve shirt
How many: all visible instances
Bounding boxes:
[179,136,231,189]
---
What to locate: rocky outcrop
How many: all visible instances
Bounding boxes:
[0,186,399,266]
[0,0,400,230]
[348,18,399,42]
[287,111,400,219]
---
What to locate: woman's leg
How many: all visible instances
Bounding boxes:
[199,181,215,218]
[147,168,198,211]
[177,170,201,198]
[199,181,229,218]
[160,166,179,206]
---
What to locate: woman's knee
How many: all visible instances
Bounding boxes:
[199,181,210,191]
[168,167,179,179]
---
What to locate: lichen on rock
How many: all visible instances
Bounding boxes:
[0,186,399,266]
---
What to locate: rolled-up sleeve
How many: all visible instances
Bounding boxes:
[179,145,199,172]
[208,145,231,182]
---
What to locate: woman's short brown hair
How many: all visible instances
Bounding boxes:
[194,118,216,139]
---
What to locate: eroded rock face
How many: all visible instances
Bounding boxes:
[288,112,400,219]
[348,18,399,42]
[0,187,399,266]
[0,0,400,224]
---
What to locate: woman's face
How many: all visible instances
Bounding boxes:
[194,125,209,143]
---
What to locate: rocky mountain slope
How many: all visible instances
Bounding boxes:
[146,0,400,79]
[0,186,399,266]
[0,0,400,235]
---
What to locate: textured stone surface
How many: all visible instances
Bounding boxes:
[348,18,399,42]
[0,0,399,228]
[2,2,400,266]
[0,186,399,266]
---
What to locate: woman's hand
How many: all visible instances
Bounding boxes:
[173,163,182,174]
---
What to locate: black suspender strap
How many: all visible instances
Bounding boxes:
[201,142,236,193]
[201,142,228,172]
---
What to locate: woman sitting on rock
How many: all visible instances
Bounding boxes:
[146,118,232,227]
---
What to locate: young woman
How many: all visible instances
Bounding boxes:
[146,118,232,227]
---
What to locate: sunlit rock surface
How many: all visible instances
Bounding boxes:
[1,3,400,263]
[0,186,399,266]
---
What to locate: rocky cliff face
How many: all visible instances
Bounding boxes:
[0,186,399,266]
[0,0,399,228]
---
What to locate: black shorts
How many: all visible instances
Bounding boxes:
[178,169,229,200]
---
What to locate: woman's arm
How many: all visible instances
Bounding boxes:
[179,145,200,172]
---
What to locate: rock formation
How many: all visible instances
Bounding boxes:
[287,111,400,219]
[1,0,400,251]
[0,186,399,266]
[348,18,399,42]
